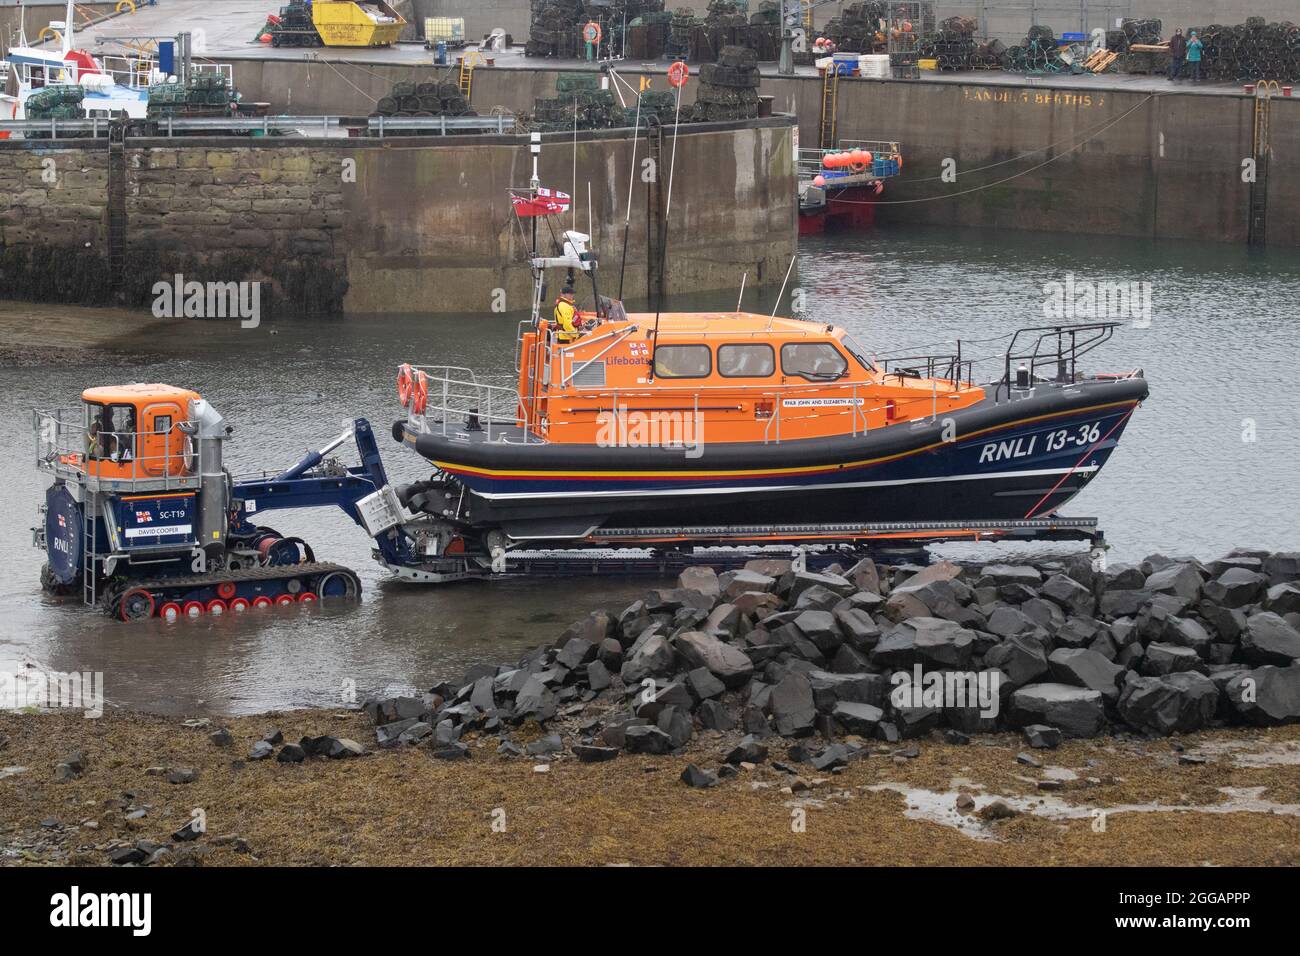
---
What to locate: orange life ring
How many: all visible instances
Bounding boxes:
[396,363,414,407]
[411,370,429,416]
[582,21,601,44]
[667,61,689,88]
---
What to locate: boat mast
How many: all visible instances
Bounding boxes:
[61,0,73,56]
[529,131,542,327]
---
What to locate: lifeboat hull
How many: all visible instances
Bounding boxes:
[401,376,1147,539]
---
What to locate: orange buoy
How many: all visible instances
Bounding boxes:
[411,370,429,416]
[397,363,414,407]
[582,21,602,44]
[667,61,689,88]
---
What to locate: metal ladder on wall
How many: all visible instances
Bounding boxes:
[459,51,483,100]
[82,487,98,607]
[1249,84,1273,246]
[819,66,838,150]
[107,122,127,292]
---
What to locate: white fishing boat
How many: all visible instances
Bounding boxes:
[1,1,231,122]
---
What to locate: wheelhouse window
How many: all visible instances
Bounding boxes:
[654,344,712,379]
[781,342,848,380]
[85,402,136,462]
[839,333,877,372]
[718,343,775,378]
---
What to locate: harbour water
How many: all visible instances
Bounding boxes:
[2,224,1298,715]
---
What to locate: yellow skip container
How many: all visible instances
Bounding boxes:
[312,1,406,47]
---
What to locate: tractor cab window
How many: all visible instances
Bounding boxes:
[781,342,848,381]
[85,403,137,462]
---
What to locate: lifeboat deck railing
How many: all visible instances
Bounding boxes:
[405,360,971,447]
[407,366,542,444]
[879,349,975,387]
[998,322,1121,400]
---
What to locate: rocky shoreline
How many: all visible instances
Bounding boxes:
[5,548,1300,867]
[358,550,1300,783]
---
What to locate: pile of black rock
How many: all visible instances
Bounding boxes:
[363,549,1300,776]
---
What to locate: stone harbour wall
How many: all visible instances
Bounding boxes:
[0,118,796,314]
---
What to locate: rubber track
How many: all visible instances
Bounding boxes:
[125,561,357,593]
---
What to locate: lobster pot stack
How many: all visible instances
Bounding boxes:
[1190,19,1300,83]
[822,1,887,54]
[529,72,629,131]
[524,0,584,56]
[145,74,238,120]
[1004,24,1066,73]
[666,6,697,58]
[694,45,761,121]
[689,0,776,61]
[25,84,85,121]
[373,77,475,119]
[917,15,976,70]
[1121,17,1162,46]
[625,9,674,58]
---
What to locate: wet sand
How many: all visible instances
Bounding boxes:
[2,711,1297,867]
[0,299,219,366]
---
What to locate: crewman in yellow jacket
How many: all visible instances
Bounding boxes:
[553,287,580,342]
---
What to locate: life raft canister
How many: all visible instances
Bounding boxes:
[668,61,689,88]
[397,363,414,407]
[583,21,602,44]
[411,370,429,416]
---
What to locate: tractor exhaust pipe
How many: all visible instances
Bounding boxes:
[183,399,231,563]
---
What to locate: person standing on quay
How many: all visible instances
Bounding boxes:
[1167,29,1187,80]
[1186,30,1204,83]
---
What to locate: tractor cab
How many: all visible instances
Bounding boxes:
[77,384,200,482]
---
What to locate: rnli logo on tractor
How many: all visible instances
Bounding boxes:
[135,511,153,523]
